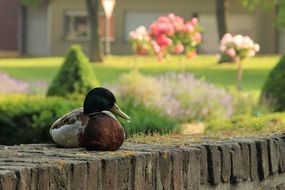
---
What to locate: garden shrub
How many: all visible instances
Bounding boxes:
[229,89,256,116]
[109,70,162,105]
[118,98,178,137]
[0,94,177,145]
[110,72,233,123]
[155,73,233,122]
[206,112,285,133]
[0,95,81,145]
[47,45,100,98]
[260,55,285,111]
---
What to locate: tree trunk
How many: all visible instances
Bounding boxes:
[86,0,103,62]
[216,0,228,40]
[236,60,243,91]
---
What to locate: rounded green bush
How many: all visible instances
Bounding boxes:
[260,55,285,111]
[47,45,100,98]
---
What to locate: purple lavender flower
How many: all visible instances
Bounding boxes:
[154,73,233,122]
[0,72,48,94]
[108,71,234,123]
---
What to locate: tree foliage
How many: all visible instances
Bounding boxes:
[241,0,285,28]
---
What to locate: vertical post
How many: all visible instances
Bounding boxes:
[105,16,110,55]
[101,0,116,55]
[236,60,243,91]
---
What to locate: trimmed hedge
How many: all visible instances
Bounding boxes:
[0,96,81,145]
[47,45,100,98]
[0,95,177,145]
[260,55,285,111]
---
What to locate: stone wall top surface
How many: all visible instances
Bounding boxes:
[1,133,285,190]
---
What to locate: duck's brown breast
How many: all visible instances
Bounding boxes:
[84,113,125,151]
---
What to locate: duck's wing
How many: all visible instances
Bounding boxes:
[49,107,88,134]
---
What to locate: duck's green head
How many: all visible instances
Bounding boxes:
[83,87,130,120]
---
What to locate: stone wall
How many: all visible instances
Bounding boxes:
[1,134,285,190]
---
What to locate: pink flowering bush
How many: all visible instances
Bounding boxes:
[219,33,260,63]
[129,13,202,61]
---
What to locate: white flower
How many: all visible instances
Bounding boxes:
[233,34,244,47]
[129,26,149,41]
[220,45,226,52]
[254,43,260,52]
[219,33,260,61]
[221,33,233,45]
[243,36,254,48]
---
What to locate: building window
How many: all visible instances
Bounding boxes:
[63,11,115,41]
[64,12,90,41]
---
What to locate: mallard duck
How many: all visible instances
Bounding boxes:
[49,87,130,151]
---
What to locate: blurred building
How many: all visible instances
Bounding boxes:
[1,0,284,56]
[0,0,21,56]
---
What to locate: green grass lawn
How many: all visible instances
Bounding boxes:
[0,55,280,94]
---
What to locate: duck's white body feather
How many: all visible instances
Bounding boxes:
[49,107,88,148]
[50,120,86,147]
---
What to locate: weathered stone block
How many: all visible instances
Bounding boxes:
[266,138,279,175]
[276,183,285,190]
[204,144,221,185]
[86,160,102,190]
[117,156,134,190]
[171,149,183,190]
[49,161,72,190]
[0,170,17,190]
[182,147,200,190]
[228,143,242,183]
[71,162,88,190]
[102,158,118,190]
[158,150,173,190]
[37,166,50,190]
[239,141,251,181]
[256,139,270,180]
[144,152,159,189]
[276,138,285,173]
[217,144,231,183]
[248,141,259,181]
[133,153,146,190]
[197,146,208,185]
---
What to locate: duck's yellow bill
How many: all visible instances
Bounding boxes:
[110,103,130,121]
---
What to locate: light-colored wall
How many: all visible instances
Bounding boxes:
[49,0,91,56]
[48,0,277,56]
[26,6,49,56]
